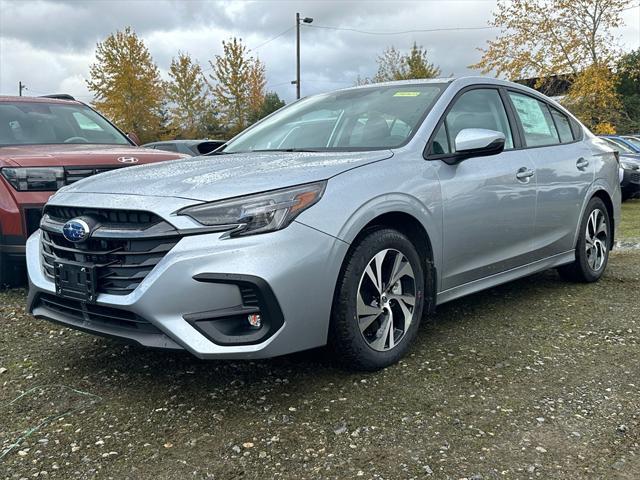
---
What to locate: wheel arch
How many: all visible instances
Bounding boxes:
[575,187,616,249]
[592,190,615,246]
[337,210,438,314]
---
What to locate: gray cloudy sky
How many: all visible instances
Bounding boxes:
[0,0,638,103]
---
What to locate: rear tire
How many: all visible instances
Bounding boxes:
[558,197,611,283]
[329,228,425,371]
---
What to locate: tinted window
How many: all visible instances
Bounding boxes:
[444,89,514,151]
[550,108,574,143]
[155,143,178,152]
[509,92,559,147]
[224,84,446,152]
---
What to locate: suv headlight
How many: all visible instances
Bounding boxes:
[1,167,65,191]
[178,181,326,237]
[620,161,638,170]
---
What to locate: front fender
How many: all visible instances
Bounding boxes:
[296,159,443,288]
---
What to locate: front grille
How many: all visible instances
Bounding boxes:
[64,167,118,185]
[631,172,640,182]
[38,293,160,333]
[40,208,180,296]
[45,206,161,227]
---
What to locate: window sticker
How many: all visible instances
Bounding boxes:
[510,95,552,136]
[393,91,421,97]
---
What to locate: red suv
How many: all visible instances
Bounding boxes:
[0,95,188,286]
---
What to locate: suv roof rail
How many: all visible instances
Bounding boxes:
[39,94,76,101]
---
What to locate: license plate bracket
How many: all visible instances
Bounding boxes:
[54,261,97,303]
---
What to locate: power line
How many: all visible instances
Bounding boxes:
[303,23,497,36]
[249,26,295,52]
[201,25,295,74]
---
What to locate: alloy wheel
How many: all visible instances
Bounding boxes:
[356,249,416,352]
[585,208,608,272]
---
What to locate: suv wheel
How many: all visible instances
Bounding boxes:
[330,228,425,370]
[558,197,611,283]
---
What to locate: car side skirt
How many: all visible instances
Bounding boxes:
[436,250,575,306]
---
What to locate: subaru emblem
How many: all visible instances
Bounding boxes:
[117,156,139,164]
[62,218,91,243]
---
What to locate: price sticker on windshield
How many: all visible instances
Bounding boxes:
[393,91,421,97]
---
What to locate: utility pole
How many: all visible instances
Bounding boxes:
[19,81,26,96]
[294,13,313,100]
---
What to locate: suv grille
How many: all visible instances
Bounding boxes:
[64,167,119,185]
[40,208,180,296]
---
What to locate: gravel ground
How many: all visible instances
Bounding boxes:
[1,200,639,479]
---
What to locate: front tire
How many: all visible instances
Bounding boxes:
[558,197,611,283]
[329,228,425,371]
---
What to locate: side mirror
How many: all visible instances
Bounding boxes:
[126,132,141,146]
[453,128,505,160]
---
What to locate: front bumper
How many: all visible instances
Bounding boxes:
[621,168,640,198]
[27,221,349,359]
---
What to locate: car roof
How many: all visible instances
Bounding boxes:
[0,95,81,105]
[331,75,532,92]
[321,76,562,109]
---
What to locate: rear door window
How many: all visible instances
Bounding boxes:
[508,92,560,147]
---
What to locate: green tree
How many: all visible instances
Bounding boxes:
[250,91,285,123]
[367,43,441,83]
[616,49,640,133]
[208,38,266,136]
[166,52,213,139]
[404,43,442,79]
[86,27,164,143]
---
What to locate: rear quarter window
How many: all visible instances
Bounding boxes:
[550,108,574,143]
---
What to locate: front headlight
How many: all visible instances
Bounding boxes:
[620,161,638,170]
[1,167,65,191]
[178,181,326,236]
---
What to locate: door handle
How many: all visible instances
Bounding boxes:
[516,167,535,181]
[576,157,589,170]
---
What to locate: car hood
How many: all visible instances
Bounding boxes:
[59,150,394,201]
[0,144,187,167]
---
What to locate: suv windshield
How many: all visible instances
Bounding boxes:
[0,101,130,146]
[224,83,446,153]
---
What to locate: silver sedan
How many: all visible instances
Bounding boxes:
[27,77,621,370]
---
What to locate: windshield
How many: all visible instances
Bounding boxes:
[0,101,130,146]
[224,83,446,153]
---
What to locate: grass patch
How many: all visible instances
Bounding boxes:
[619,199,640,240]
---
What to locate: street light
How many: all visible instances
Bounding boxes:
[294,12,313,99]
